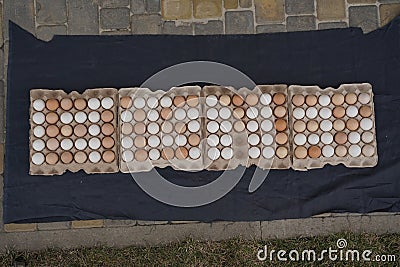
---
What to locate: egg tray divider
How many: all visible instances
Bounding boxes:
[118,86,204,173]
[203,85,290,171]
[288,83,378,171]
[29,88,119,175]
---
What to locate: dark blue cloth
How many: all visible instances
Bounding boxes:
[4,18,400,223]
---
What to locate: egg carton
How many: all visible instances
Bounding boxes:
[288,83,378,170]
[118,86,204,173]
[29,88,119,175]
[202,85,290,171]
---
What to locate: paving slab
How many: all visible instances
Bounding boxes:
[100,8,131,30]
[36,0,67,25]
[67,0,99,34]
[254,0,285,23]
[225,11,254,34]
[36,25,67,41]
[131,14,162,34]
[285,0,315,15]
[349,5,378,33]
[256,24,286,33]
[194,20,223,34]
[287,15,316,32]
[318,21,347,30]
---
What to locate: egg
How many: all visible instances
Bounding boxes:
[189,147,201,159]
[221,147,233,160]
[308,146,321,158]
[262,147,275,159]
[248,147,260,159]
[295,146,307,159]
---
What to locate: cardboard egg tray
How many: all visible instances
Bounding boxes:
[29,88,119,175]
[288,83,378,170]
[29,83,378,175]
[118,86,204,173]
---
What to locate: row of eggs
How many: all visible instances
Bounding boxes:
[293,131,374,146]
[32,97,115,111]
[294,144,375,159]
[122,147,202,162]
[32,150,116,165]
[292,105,372,120]
[291,92,371,107]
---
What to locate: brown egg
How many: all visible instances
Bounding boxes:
[219,95,231,106]
[175,147,189,159]
[74,124,87,137]
[61,151,73,164]
[276,132,288,145]
[294,120,306,133]
[333,119,345,131]
[232,95,244,106]
[134,149,148,162]
[274,106,287,118]
[46,152,59,164]
[122,123,133,135]
[233,107,245,119]
[359,106,372,118]
[246,94,259,106]
[46,125,59,137]
[173,96,186,107]
[275,119,287,132]
[102,136,115,148]
[161,147,174,160]
[102,150,115,163]
[292,94,305,106]
[46,99,59,111]
[120,96,133,109]
[273,93,285,105]
[333,106,345,118]
[46,112,59,124]
[133,123,146,135]
[332,94,344,106]
[234,121,245,132]
[60,98,73,111]
[101,123,114,136]
[307,120,319,132]
[188,133,201,146]
[161,108,173,120]
[335,145,347,157]
[276,146,288,159]
[175,122,187,134]
[345,93,357,105]
[74,151,87,163]
[346,118,359,131]
[61,125,73,137]
[305,95,317,106]
[186,95,199,107]
[133,110,146,122]
[100,110,113,122]
[46,138,59,151]
[308,146,321,158]
[334,132,347,144]
[294,146,307,159]
[74,98,87,110]
[362,145,375,157]
[134,136,147,148]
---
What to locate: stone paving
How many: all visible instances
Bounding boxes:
[0,0,400,250]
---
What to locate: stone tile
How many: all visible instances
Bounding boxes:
[101,8,130,29]
[0,143,3,174]
[162,0,192,20]
[162,21,193,34]
[285,0,315,15]
[101,30,132,35]
[104,219,137,227]
[225,11,254,34]
[36,25,67,41]
[224,0,239,9]
[194,21,223,34]
[193,0,222,19]
[71,220,104,229]
[37,221,70,231]
[136,220,169,225]
[100,0,130,7]
[4,223,37,232]
[255,0,285,23]
[36,0,67,24]
[146,0,161,13]
[349,6,378,33]
[380,3,400,26]
[4,0,35,37]
[318,21,348,29]
[131,0,146,14]
[317,0,346,20]
[256,24,286,33]
[348,0,375,3]
[240,0,252,7]
[131,14,162,34]
[287,15,316,31]
[68,0,99,34]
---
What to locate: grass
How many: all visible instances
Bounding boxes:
[1,233,399,266]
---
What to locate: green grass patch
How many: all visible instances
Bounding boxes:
[1,232,399,266]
